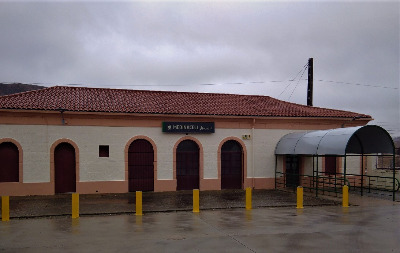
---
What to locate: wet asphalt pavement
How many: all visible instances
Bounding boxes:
[1,189,338,218]
[1,190,400,252]
[1,203,400,252]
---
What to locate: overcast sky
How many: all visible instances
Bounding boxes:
[0,1,399,137]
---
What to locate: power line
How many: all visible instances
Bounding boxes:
[278,62,309,98]
[288,64,308,101]
[316,79,398,90]
[7,76,398,91]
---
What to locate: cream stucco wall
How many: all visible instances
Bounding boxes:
[303,156,315,175]
[0,124,300,185]
[253,129,300,178]
[342,156,358,175]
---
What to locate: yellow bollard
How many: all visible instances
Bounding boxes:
[193,189,200,213]
[246,187,252,210]
[297,186,304,209]
[342,185,349,208]
[72,193,79,219]
[2,196,10,221]
[136,191,143,216]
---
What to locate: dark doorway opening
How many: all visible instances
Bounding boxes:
[128,139,154,192]
[0,142,19,182]
[285,155,300,187]
[54,142,76,193]
[221,140,243,189]
[176,140,199,190]
[325,156,337,175]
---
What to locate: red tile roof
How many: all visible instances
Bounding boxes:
[0,86,371,119]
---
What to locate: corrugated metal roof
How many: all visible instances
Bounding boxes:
[275,125,394,155]
[0,86,372,119]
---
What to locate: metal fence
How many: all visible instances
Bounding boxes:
[275,171,400,200]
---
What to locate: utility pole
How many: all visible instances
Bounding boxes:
[307,58,313,106]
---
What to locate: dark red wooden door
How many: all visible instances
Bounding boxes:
[0,142,19,182]
[128,139,154,192]
[325,156,337,175]
[285,155,299,187]
[221,140,243,189]
[176,140,199,190]
[54,143,76,193]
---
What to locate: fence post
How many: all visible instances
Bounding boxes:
[297,186,304,209]
[246,187,252,210]
[368,177,371,193]
[136,191,143,216]
[2,196,10,221]
[72,193,79,219]
[342,185,349,207]
[193,189,200,213]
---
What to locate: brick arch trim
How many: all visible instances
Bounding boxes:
[173,136,204,184]
[50,139,80,184]
[124,136,158,182]
[218,137,248,188]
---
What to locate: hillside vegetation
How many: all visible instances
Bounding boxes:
[0,83,45,96]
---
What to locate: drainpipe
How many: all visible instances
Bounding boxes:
[59,109,66,125]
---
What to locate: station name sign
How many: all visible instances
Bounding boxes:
[162,122,215,133]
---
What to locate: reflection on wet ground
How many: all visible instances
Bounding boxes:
[1,204,400,252]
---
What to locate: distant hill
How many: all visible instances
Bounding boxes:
[0,83,45,96]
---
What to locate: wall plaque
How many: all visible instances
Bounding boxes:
[162,122,215,133]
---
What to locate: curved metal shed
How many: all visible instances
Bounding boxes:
[275,125,394,155]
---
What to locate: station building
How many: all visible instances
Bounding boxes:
[0,86,372,196]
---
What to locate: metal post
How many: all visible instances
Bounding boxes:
[136,191,143,216]
[344,155,347,186]
[334,169,337,196]
[393,152,396,201]
[297,186,304,209]
[316,156,319,197]
[72,193,79,219]
[368,176,371,193]
[246,187,252,210]
[361,154,364,196]
[312,156,315,188]
[275,155,277,189]
[343,185,349,207]
[307,58,313,106]
[2,196,10,221]
[193,189,200,213]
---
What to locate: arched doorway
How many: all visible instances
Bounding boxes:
[221,140,243,189]
[128,139,154,192]
[0,142,19,182]
[54,142,76,193]
[176,140,199,190]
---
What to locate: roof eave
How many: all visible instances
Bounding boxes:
[0,108,373,121]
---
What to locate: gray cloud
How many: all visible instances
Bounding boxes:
[0,1,398,136]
